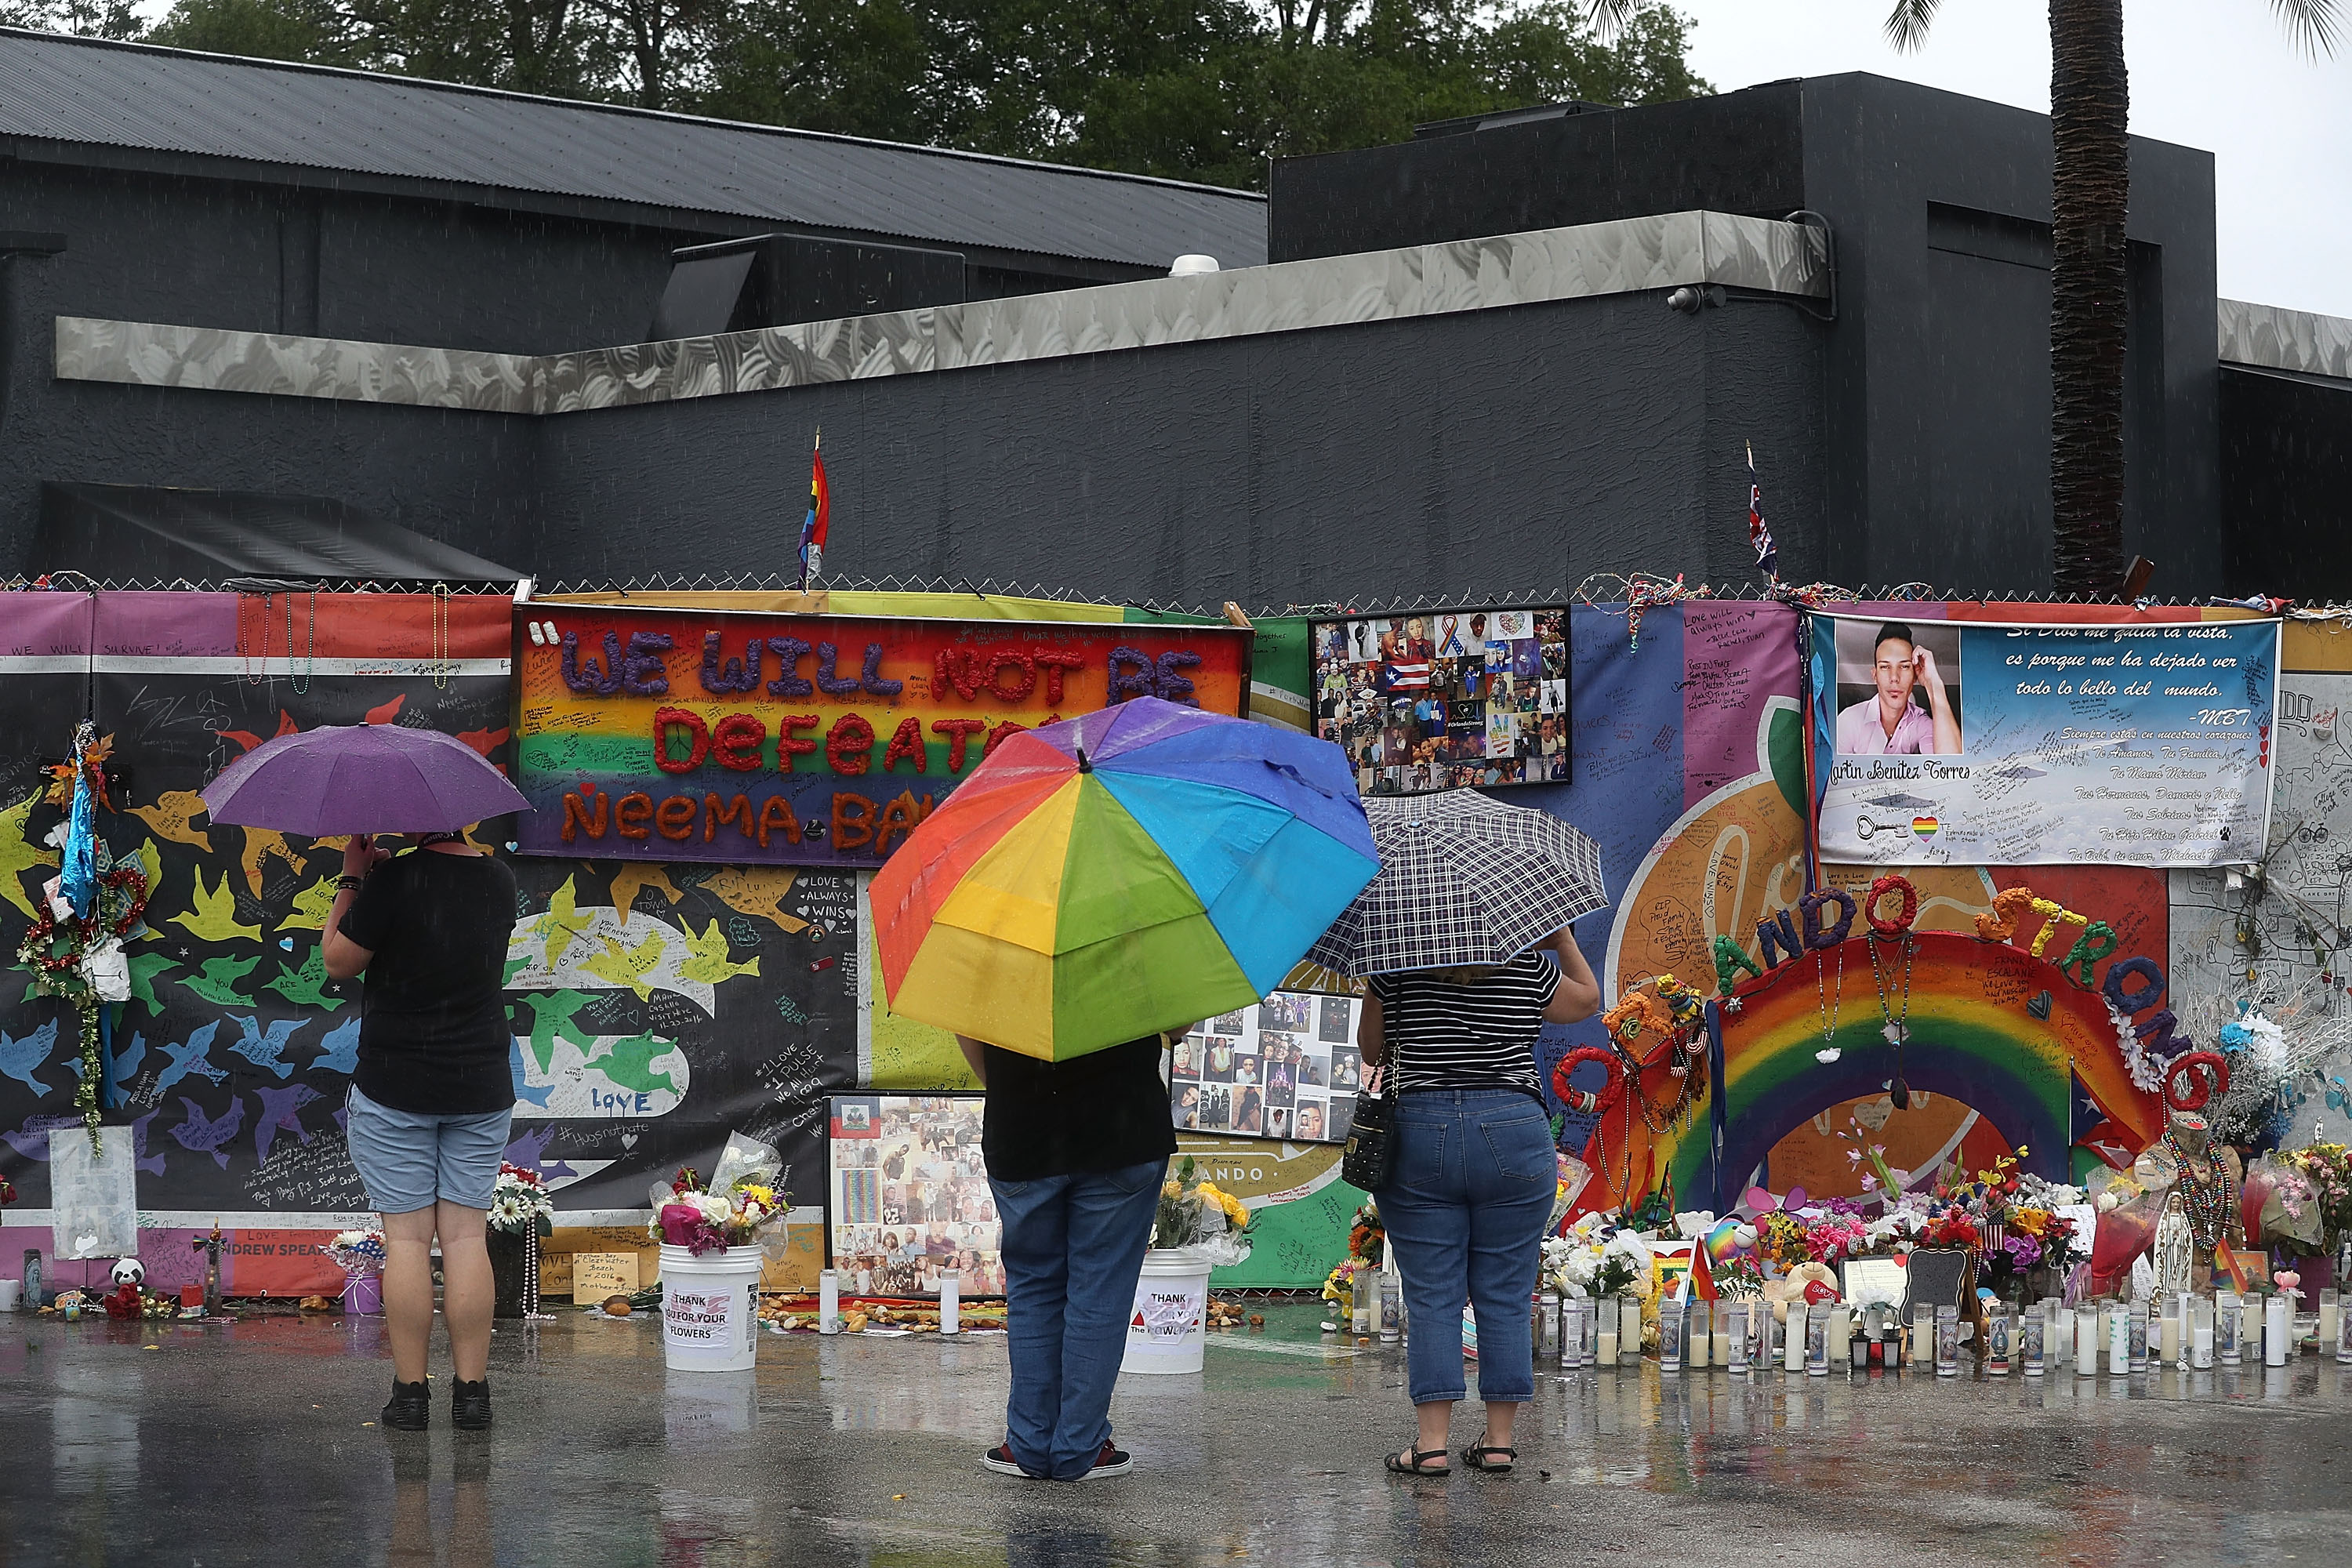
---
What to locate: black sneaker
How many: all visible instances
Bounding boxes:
[451,1378,492,1431]
[980,1443,1043,1478]
[1069,1439,1132,1480]
[382,1381,430,1431]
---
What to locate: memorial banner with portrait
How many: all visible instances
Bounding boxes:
[1809,612,2280,866]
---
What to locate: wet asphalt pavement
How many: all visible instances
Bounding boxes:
[3,1302,2350,1566]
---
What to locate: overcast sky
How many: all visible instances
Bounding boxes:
[1671,0,2352,318]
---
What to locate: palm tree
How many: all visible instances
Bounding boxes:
[1881,0,2337,593]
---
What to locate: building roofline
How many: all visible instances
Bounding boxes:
[0,25,1265,207]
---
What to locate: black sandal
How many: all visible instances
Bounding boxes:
[1461,1440,1517,1472]
[1385,1446,1451,1476]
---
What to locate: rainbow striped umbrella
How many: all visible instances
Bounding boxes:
[868,698,1377,1062]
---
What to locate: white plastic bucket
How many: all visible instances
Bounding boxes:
[659,1243,764,1373]
[1121,1252,1213,1375]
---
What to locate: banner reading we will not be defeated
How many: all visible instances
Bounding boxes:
[514,606,1252,869]
[1809,611,2280,867]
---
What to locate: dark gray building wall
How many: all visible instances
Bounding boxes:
[1797,76,2217,595]
[1273,74,2223,597]
[2222,368,2352,598]
[506,293,1825,607]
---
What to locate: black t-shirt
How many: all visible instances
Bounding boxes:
[338,850,520,1115]
[980,1036,1178,1182]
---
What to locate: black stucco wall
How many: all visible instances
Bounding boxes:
[2223,367,2352,598]
[512,292,1826,606]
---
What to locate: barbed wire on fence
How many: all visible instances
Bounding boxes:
[9,568,2347,625]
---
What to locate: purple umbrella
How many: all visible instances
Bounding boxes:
[199,724,530,837]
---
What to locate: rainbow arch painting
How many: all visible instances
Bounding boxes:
[1581,931,2162,1215]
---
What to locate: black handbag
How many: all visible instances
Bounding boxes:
[1341,1065,1398,1191]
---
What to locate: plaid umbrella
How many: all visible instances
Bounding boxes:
[1306,790,1606,977]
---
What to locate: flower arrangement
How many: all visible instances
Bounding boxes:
[2281,1142,2352,1252]
[1320,1203,1385,1319]
[488,1163,556,1237]
[321,1229,387,1276]
[652,1167,786,1256]
[1152,1158,1255,1266]
[648,1133,792,1258]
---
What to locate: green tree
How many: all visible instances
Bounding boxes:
[1883,0,2338,593]
[147,0,366,66]
[1069,0,1708,187]
[0,0,142,38]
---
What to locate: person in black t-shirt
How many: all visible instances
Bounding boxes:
[324,830,520,1434]
[962,1030,1178,1482]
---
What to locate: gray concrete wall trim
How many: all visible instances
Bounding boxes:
[53,210,1829,417]
[2220,299,2352,383]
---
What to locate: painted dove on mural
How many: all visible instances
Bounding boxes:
[508,1039,554,1109]
[510,990,597,1073]
[261,946,344,1011]
[0,789,60,920]
[171,868,261,943]
[581,931,670,1000]
[274,876,340,932]
[0,1112,83,1160]
[180,954,262,1007]
[129,1105,166,1176]
[679,920,759,985]
[235,827,309,898]
[530,876,594,967]
[65,1026,145,1105]
[695,866,809,935]
[310,1015,361,1076]
[126,953,179,1018]
[169,1095,247,1168]
[0,1017,60,1096]
[227,1015,310,1079]
[252,1083,324,1166]
[126,789,213,852]
[151,1020,228,1097]
[586,1032,680,1096]
[608,865,684,929]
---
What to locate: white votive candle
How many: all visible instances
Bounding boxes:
[2074,1308,2099,1375]
[818,1269,840,1334]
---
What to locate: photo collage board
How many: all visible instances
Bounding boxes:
[827,1095,1006,1298]
[1312,607,1571,794]
[1172,991,1364,1144]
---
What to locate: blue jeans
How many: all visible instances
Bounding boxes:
[1378,1090,1555,1406]
[991,1160,1163,1479]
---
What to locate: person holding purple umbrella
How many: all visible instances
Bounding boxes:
[201,721,531,1432]
[324,828,518,1432]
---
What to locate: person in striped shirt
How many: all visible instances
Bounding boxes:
[1363,927,1600,1477]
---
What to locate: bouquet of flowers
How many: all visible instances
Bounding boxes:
[1152,1157,1254,1267]
[488,1162,556,1237]
[648,1132,791,1258]
[320,1229,387,1277]
[2282,1142,2352,1253]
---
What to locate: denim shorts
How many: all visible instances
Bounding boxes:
[344,1084,514,1214]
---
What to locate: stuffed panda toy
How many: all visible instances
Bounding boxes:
[103,1257,147,1319]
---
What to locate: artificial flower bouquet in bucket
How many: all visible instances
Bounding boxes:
[319,1229,387,1316]
[1127,1159,1254,1375]
[1149,1158,1256,1268]
[487,1163,557,1318]
[647,1133,793,1374]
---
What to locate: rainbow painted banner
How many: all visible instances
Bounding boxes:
[510,605,1252,867]
[1583,931,2162,1214]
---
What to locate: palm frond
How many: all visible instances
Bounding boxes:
[1584,0,1633,38]
[1883,0,1941,53]
[2269,0,2342,57]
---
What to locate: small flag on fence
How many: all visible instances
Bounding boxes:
[1746,441,1777,580]
[797,434,830,590]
